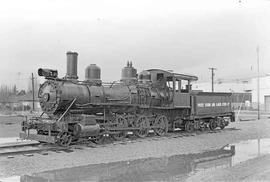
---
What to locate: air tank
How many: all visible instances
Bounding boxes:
[66,51,78,79]
[121,61,137,84]
[85,64,101,85]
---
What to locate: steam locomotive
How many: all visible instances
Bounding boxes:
[20,52,235,146]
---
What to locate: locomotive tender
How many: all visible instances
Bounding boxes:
[20,52,235,146]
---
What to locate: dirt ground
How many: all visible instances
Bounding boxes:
[0,118,270,180]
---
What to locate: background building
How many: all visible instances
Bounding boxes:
[0,90,40,115]
[251,75,270,111]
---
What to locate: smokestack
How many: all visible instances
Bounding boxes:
[66,51,78,79]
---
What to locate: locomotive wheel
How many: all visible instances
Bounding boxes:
[220,124,225,130]
[92,135,105,144]
[209,119,217,130]
[112,115,128,141]
[185,121,194,132]
[199,120,206,131]
[193,120,200,130]
[57,132,72,147]
[219,118,226,130]
[135,115,150,138]
[153,115,168,136]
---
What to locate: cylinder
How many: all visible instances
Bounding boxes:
[66,51,78,79]
[73,123,100,137]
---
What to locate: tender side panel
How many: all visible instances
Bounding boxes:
[193,92,232,116]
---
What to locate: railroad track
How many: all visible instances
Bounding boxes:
[0,142,67,157]
[80,128,232,148]
[0,128,236,157]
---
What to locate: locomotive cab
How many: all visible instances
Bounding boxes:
[146,69,198,108]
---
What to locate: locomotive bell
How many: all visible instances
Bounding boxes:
[121,61,137,84]
[85,64,101,85]
[66,51,78,79]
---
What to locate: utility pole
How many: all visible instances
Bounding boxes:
[31,73,35,111]
[257,46,260,120]
[209,68,217,92]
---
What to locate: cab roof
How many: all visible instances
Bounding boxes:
[146,69,198,81]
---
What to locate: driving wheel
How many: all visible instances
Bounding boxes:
[135,115,150,138]
[111,115,128,141]
[153,115,168,136]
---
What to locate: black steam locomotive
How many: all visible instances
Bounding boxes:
[20,52,235,146]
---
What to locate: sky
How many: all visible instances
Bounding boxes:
[0,0,270,90]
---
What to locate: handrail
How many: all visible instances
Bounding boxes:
[57,98,77,122]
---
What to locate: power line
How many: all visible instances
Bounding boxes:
[31,73,35,111]
[209,67,217,92]
[256,46,260,120]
